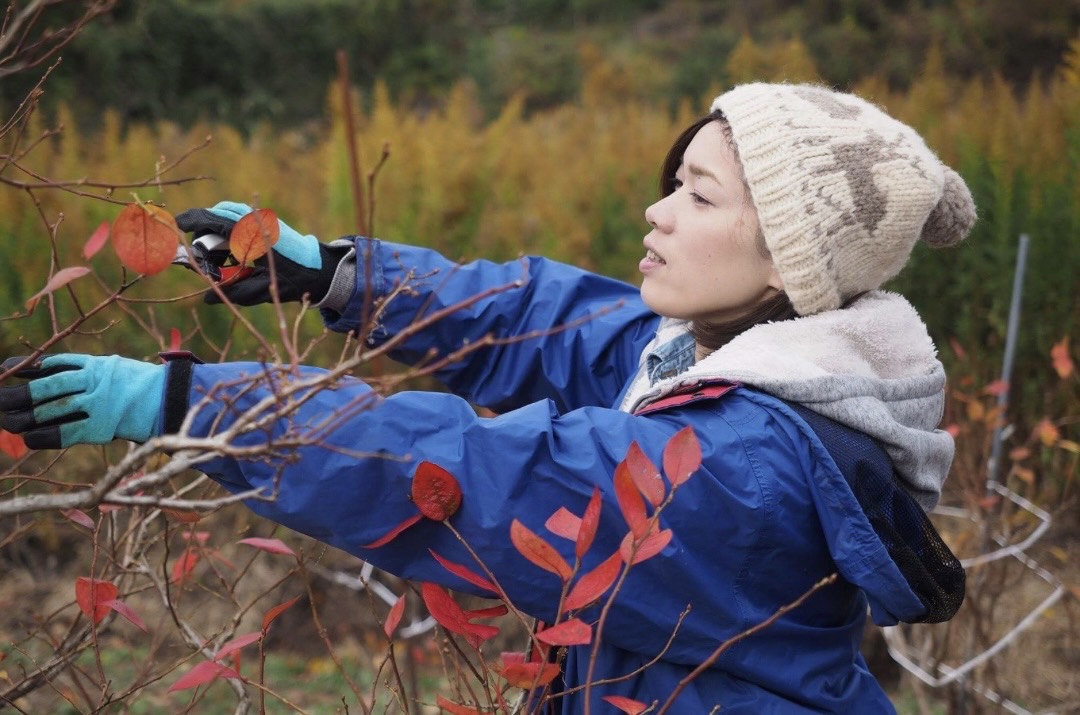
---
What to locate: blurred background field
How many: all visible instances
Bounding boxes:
[1,1,1077,713]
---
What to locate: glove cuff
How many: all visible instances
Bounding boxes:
[317,240,357,315]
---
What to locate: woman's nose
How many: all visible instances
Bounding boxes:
[645,197,672,232]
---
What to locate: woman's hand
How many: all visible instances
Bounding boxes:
[175,201,349,306]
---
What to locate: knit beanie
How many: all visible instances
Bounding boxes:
[711,83,976,316]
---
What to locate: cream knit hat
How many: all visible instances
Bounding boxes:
[711,83,976,316]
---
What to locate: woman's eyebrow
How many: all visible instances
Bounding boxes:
[686,163,720,182]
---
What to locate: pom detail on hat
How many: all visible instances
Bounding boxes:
[920,166,977,248]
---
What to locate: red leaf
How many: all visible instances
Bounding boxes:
[83,220,110,259]
[435,695,485,715]
[75,577,118,624]
[429,549,497,593]
[536,618,592,646]
[613,461,649,538]
[112,203,179,275]
[167,661,242,693]
[420,582,469,633]
[181,530,211,545]
[662,426,702,486]
[412,461,462,521]
[384,594,406,639]
[1052,337,1074,379]
[545,507,581,542]
[171,549,201,583]
[576,487,602,560]
[102,598,147,632]
[237,537,295,557]
[214,632,263,662]
[25,266,91,310]
[61,508,96,530]
[602,695,649,714]
[262,595,302,632]
[465,604,508,620]
[982,379,1009,396]
[228,208,279,264]
[510,519,572,581]
[620,528,673,565]
[462,622,500,647]
[564,551,622,612]
[362,512,423,548]
[0,430,27,459]
[169,327,182,352]
[496,659,561,688]
[219,265,254,283]
[626,441,664,506]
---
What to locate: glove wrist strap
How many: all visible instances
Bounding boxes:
[158,351,202,435]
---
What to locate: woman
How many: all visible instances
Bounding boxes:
[0,83,972,712]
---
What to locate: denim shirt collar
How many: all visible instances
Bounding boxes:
[646,331,696,384]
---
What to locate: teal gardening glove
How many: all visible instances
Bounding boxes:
[174,201,352,307]
[0,355,165,449]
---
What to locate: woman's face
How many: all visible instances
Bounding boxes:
[640,121,783,324]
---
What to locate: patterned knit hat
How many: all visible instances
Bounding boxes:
[711,83,976,316]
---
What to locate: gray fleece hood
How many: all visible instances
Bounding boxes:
[622,291,954,511]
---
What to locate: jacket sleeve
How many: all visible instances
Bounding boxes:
[178,362,813,666]
[319,239,659,413]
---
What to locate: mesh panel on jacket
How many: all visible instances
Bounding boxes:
[788,402,965,623]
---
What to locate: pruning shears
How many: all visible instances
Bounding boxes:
[171,233,254,283]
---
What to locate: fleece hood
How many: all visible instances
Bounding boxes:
[622,291,953,511]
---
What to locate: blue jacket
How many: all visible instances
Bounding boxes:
[170,240,962,713]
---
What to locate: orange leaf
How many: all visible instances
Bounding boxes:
[83,220,110,259]
[614,461,648,538]
[162,507,202,523]
[982,379,1009,397]
[1036,418,1060,447]
[602,695,649,714]
[429,549,497,593]
[168,661,242,693]
[564,551,622,612]
[576,487,602,560]
[435,695,485,715]
[545,507,581,542]
[626,441,663,506]
[496,659,561,689]
[25,266,91,310]
[510,519,572,581]
[228,208,279,264]
[262,595,302,632]
[384,594,406,639]
[663,426,702,486]
[412,461,462,521]
[214,632,263,662]
[536,618,591,646]
[237,537,295,557]
[1009,446,1031,461]
[112,203,179,275]
[620,527,673,565]
[362,512,423,548]
[0,430,27,459]
[1051,337,1074,379]
[75,577,118,624]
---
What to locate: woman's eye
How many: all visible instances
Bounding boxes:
[691,192,711,206]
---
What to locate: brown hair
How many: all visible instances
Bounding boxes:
[657,110,797,356]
